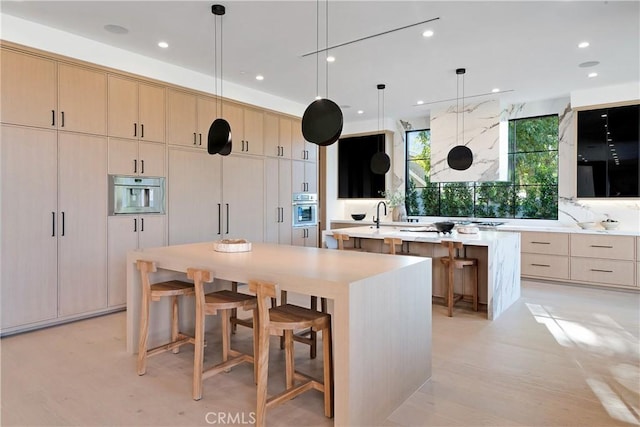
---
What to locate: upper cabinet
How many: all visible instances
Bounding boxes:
[291,118,317,162]
[108,75,165,143]
[264,113,287,158]
[222,101,264,155]
[1,48,107,135]
[168,89,216,150]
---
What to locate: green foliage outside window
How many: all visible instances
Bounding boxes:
[405,115,559,219]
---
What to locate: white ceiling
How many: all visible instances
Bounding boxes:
[2,1,639,123]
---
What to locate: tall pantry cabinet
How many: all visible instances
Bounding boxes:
[0,47,108,334]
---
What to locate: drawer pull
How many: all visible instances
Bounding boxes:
[531,241,551,245]
[531,263,551,267]
[590,245,613,248]
[590,269,613,273]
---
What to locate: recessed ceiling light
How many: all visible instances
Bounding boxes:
[315,95,322,100]
[417,100,424,105]
[491,88,500,93]
[158,41,169,48]
[357,110,364,115]
[588,72,598,78]
[422,30,434,38]
[255,75,264,81]
[579,61,600,68]
[104,24,128,34]
[326,56,335,63]
[578,41,590,48]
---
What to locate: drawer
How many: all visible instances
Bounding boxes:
[637,262,640,287]
[521,254,569,279]
[521,232,569,255]
[571,234,635,260]
[571,257,635,286]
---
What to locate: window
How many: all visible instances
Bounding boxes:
[405,114,559,219]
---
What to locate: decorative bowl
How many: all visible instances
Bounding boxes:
[457,226,479,234]
[351,213,366,221]
[601,220,619,230]
[434,221,456,233]
[213,239,252,253]
[577,222,598,230]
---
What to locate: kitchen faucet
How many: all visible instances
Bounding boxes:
[374,201,387,229]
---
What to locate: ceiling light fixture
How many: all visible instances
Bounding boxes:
[578,41,590,48]
[326,56,335,62]
[422,30,434,37]
[357,110,364,114]
[370,84,390,175]
[491,88,500,93]
[207,4,232,156]
[446,68,473,171]
[301,0,343,147]
[255,75,264,81]
[588,72,598,78]
[158,41,169,48]
[104,24,128,34]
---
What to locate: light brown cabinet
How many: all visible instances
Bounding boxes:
[570,234,635,287]
[264,113,290,158]
[292,226,318,247]
[520,231,570,280]
[265,157,292,244]
[222,101,264,155]
[108,138,165,177]
[108,75,165,143]
[167,89,218,150]
[292,118,317,162]
[0,48,107,135]
[292,159,318,194]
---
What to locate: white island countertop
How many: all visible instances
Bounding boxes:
[324,226,521,320]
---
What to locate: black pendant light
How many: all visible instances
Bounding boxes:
[208,4,232,156]
[370,84,391,175]
[447,68,473,170]
[301,0,343,147]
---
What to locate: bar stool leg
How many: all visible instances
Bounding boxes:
[252,307,259,384]
[221,309,233,373]
[137,292,150,375]
[193,308,206,401]
[256,320,269,427]
[171,295,180,354]
[284,330,295,389]
[309,297,318,359]
[447,263,454,317]
[231,281,238,334]
[473,264,479,312]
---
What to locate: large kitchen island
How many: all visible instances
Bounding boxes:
[126,241,431,426]
[325,225,522,320]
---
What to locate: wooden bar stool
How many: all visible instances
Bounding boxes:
[279,290,327,359]
[439,241,479,317]
[136,260,196,376]
[383,237,403,255]
[332,232,352,250]
[188,268,258,401]
[249,280,333,427]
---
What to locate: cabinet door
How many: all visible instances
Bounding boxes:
[305,161,318,194]
[168,147,221,244]
[58,64,107,135]
[107,216,138,307]
[57,132,108,316]
[139,141,165,177]
[292,119,317,161]
[108,75,138,139]
[0,125,58,329]
[264,113,280,157]
[243,107,264,155]
[222,155,264,243]
[264,158,280,244]
[167,90,197,147]
[138,215,166,249]
[279,159,293,244]
[1,49,57,128]
[197,95,218,149]
[222,101,245,154]
[108,137,138,175]
[279,117,292,159]
[292,160,305,193]
[305,226,318,247]
[138,83,165,143]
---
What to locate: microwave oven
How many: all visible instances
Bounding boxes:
[109,175,165,215]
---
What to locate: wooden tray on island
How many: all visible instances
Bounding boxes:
[212,239,252,253]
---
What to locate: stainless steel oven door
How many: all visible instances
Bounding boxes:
[292,202,318,227]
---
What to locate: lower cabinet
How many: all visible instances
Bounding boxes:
[292,226,318,247]
[107,215,166,307]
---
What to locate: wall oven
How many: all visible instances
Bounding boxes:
[109,175,165,215]
[292,193,318,227]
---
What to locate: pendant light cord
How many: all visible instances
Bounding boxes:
[214,15,218,117]
[316,0,319,98]
[325,0,329,99]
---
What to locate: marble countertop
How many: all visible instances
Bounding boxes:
[330,219,639,237]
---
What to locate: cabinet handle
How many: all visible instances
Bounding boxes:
[590,245,613,248]
[226,203,230,234]
[141,160,145,174]
[193,133,197,145]
[217,203,221,235]
[61,111,65,127]
[61,211,65,236]
[278,146,282,156]
[134,218,137,232]
[134,123,137,137]
[590,269,613,273]
[199,133,202,146]
[530,263,551,267]
[141,217,144,232]
[134,159,137,173]
[51,110,55,126]
[141,124,144,138]
[531,241,550,245]
[246,141,249,151]
[52,212,56,236]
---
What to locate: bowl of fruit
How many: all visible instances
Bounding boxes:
[600,219,619,230]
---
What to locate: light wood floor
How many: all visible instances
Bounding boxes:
[1,280,639,426]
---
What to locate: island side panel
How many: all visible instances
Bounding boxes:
[487,233,521,320]
[347,259,432,426]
